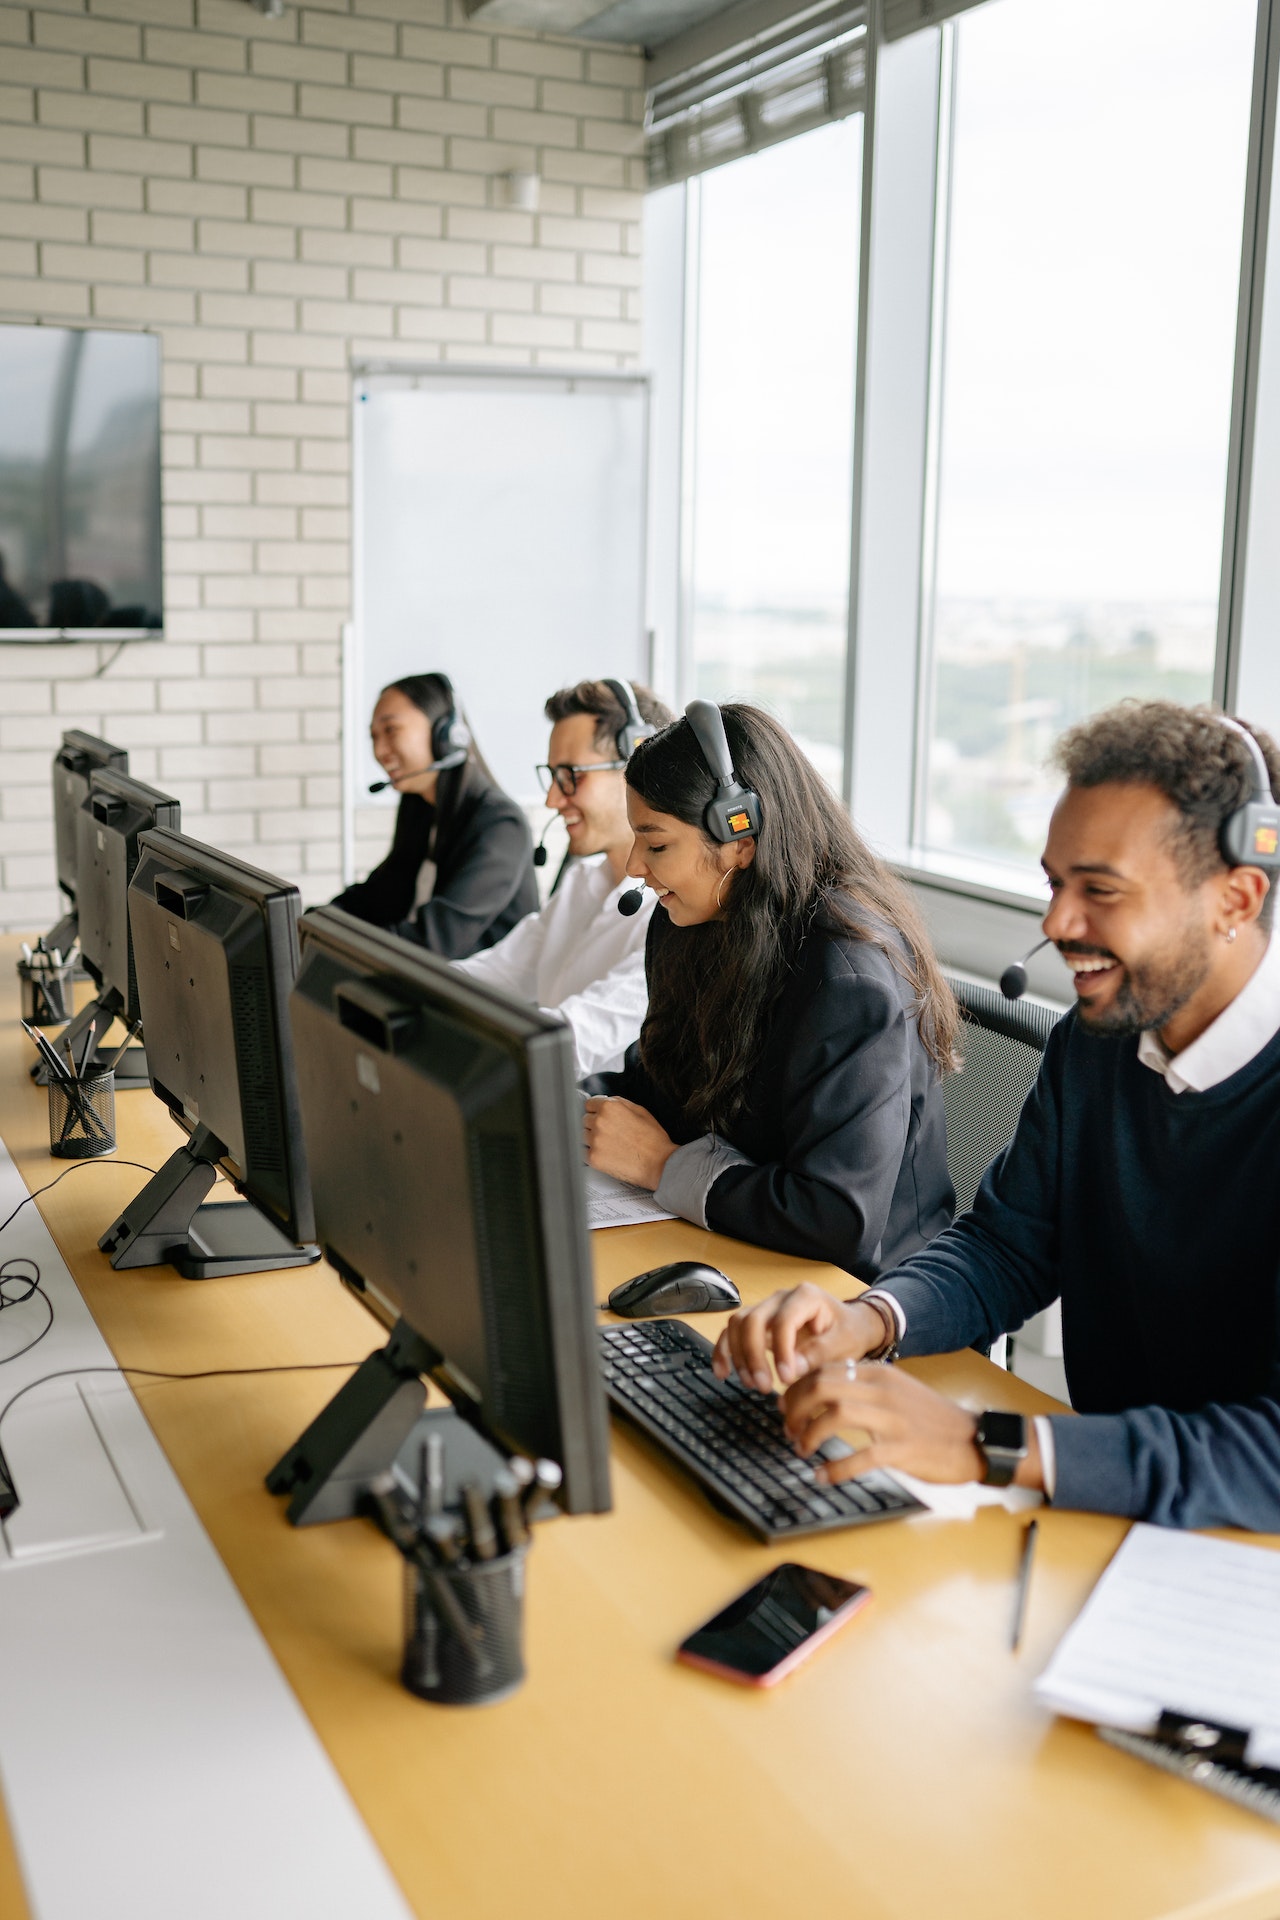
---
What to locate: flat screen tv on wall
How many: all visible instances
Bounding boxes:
[0,323,162,636]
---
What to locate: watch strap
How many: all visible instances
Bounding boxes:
[973,1411,1027,1487]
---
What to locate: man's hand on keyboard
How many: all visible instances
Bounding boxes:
[711,1282,886,1394]
[781,1363,987,1486]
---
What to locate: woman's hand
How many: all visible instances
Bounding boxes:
[583,1096,678,1191]
[711,1281,887,1393]
[781,1363,1043,1490]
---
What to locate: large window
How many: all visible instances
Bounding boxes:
[647,0,1277,953]
[920,0,1258,881]
[686,118,863,792]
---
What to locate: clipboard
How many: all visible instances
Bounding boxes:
[1100,1713,1280,1826]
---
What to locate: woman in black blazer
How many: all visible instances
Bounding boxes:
[333,673,538,960]
[584,703,958,1278]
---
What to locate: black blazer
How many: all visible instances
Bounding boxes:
[333,770,538,961]
[592,905,954,1278]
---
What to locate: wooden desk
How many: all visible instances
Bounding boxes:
[2,938,1279,1920]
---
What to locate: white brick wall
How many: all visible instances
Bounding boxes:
[0,0,644,931]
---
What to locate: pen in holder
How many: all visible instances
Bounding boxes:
[365,1448,542,1708]
[47,1066,116,1159]
[18,953,74,1026]
[401,1544,528,1706]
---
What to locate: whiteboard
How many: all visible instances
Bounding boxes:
[349,365,650,876]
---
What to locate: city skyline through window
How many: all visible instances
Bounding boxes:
[688,117,863,792]
[922,0,1257,881]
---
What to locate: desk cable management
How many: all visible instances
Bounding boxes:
[0,1155,363,1441]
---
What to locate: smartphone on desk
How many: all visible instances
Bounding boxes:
[677,1563,870,1688]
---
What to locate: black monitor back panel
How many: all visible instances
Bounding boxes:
[76,768,180,1020]
[53,730,128,905]
[128,828,315,1247]
[287,909,611,1515]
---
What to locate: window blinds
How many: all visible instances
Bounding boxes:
[881,0,984,39]
[646,0,868,187]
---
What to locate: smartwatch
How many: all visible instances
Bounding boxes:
[973,1411,1027,1487]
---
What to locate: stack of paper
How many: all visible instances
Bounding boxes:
[583,1165,676,1231]
[1034,1522,1280,1769]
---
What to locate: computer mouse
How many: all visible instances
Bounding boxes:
[607,1261,741,1318]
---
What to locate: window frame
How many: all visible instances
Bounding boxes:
[646,0,1280,991]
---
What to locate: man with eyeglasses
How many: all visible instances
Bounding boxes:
[455,679,674,1076]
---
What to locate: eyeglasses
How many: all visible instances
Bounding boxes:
[535,760,627,797]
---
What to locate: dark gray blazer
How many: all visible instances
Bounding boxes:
[333,770,538,962]
[592,904,954,1278]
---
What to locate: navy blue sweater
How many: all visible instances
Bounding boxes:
[878,1009,1280,1530]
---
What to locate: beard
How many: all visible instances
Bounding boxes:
[1073,917,1212,1038]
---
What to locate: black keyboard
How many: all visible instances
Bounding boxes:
[599,1319,923,1542]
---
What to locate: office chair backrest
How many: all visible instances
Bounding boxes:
[942,973,1063,1215]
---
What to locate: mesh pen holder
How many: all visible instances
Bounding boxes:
[18,959,74,1026]
[48,1068,116,1159]
[401,1545,528,1706]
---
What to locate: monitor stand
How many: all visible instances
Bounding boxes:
[28,988,150,1089]
[267,1318,555,1528]
[98,1122,322,1280]
[267,1318,438,1526]
[41,907,77,961]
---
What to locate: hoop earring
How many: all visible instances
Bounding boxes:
[715,870,732,912]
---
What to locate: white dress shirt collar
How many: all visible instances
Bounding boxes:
[1136,930,1280,1093]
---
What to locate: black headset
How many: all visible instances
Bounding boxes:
[537,678,655,871]
[1217,715,1280,869]
[427,674,471,774]
[366,673,472,792]
[602,677,656,760]
[1000,712,1279,998]
[685,699,762,843]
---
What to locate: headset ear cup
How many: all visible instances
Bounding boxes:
[1215,716,1280,871]
[684,699,762,843]
[432,710,471,769]
[704,790,763,844]
[603,677,654,762]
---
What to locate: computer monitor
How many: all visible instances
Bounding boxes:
[266,906,612,1526]
[97,826,320,1281]
[47,729,129,951]
[55,767,180,1089]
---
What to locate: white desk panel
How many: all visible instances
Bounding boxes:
[0,1139,413,1920]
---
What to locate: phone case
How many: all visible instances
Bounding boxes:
[676,1585,871,1688]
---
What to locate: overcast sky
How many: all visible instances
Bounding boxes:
[669,0,1257,612]
[936,0,1256,604]
[689,116,861,611]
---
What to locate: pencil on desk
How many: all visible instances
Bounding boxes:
[1011,1517,1038,1651]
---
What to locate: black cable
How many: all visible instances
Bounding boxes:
[0,1284,55,1369]
[0,1157,360,1427]
[0,1250,55,1367]
[0,1259,39,1304]
[0,1160,156,1376]
[0,1158,156,1240]
[0,1354,363,1441]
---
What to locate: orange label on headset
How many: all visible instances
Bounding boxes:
[1254,825,1278,856]
[728,810,751,834]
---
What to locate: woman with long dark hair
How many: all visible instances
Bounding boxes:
[584,702,958,1276]
[333,672,538,959]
